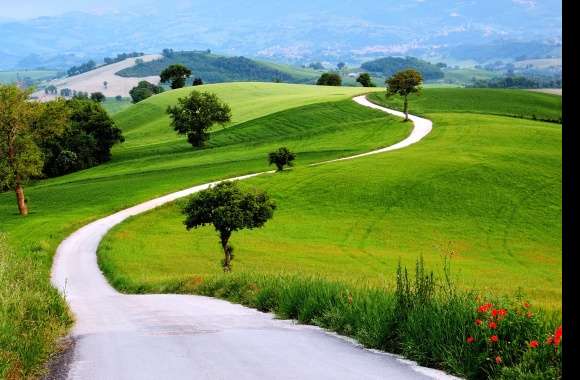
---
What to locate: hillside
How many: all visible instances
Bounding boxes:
[116,51,319,84]
[361,56,444,81]
[31,54,162,101]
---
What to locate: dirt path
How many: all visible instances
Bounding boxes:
[50,96,449,380]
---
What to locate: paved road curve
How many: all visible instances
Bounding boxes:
[50,95,451,380]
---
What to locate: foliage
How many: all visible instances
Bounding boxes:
[386,69,423,120]
[44,85,57,95]
[316,72,342,86]
[39,99,124,177]
[160,64,192,89]
[67,60,96,76]
[166,91,231,147]
[468,76,562,89]
[183,181,276,271]
[356,73,375,87]
[90,92,106,103]
[117,51,314,84]
[192,77,204,86]
[129,80,164,103]
[361,56,444,80]
[268,147,296,171]
[103,52,144,65]
[308,62,324,70]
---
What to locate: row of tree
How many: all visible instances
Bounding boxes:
[0,85,124,215]
[103,52,144,65]
[468,76,562,89]
[67,60,97,77]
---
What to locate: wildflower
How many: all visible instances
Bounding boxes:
[546,336,554,345]
[490,335,499,343]
[491,308,508,319]
[488,321,497,329]
[478,303,493,313]
[529,340,539,348]
[475,319,483,326]
[495,356,502,364]
[523,301,530,309]
[526,311,533,318]
[554,325,562,346]
[466,336,475,344]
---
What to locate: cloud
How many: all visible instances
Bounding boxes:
[450,12,460,17]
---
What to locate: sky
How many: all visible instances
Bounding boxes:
[0,0,145,19]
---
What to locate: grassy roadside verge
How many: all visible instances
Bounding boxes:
[101,254,562,379]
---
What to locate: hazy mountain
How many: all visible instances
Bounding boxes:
[0,0,562,70]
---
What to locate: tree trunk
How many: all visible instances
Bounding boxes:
[15,178,28,216]
[403,95,409,121]
[220,230,232,272]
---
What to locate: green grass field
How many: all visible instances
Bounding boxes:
[0,83,561,377]
[101,97,133,115]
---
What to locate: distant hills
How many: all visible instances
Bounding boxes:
[116,51,319,84]
[361,57,444,81]
[0,0,561,70]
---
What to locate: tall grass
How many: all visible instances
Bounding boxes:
[0,235,72,379]
[133,256,562,380]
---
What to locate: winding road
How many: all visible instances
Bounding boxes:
[50,95,446,379]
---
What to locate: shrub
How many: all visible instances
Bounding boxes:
[268,147,296,171]
[316,72,342,86]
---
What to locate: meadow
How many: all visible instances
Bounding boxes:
[0,70,59,84]
[0,83,561,378]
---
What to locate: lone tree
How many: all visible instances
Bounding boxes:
[0,85,69,215]
[356,73,375,88]
[167,91,231,148]
[160,64,192,89]
[129,80,164,103]
[183,181,276,272]
[316,72,342,86]
[385,69,423,121]
[90,92,106,103]
[268,147,296,171]
[192,77,204,86]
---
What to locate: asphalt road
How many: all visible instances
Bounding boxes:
[50,96,452,380]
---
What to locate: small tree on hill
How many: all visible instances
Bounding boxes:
[90,92,106,103]
[183,181,276,272]
[317,72,342,86]
[167,91,231,148]
[192,78,204,86]
[160,64,192,89]
[268,147,296,171]
[129,81,164,103]
[0,85,69,215]
[103,81,108,89]
[356,73,375,88]
[386,69,423,121]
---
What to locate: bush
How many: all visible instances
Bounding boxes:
[268,147,296,171]
[316,72,342,86]
[129,80,164,103]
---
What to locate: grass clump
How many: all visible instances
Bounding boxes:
[156,256,561,380]
[0,235,72,379]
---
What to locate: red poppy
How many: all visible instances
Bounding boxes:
[488,321,497,329]
[554,325,562,346]
[475,319,483,326]
[466,336,475,344]
[526,311,534,318]
[495,356,502,364]
[529,340,539,348]
[478,303,493,313]
[490,335,499,343]
[523,301,530,309]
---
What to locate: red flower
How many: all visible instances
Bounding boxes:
[488,321,497,329]
[523,301,530,309]
[546,336,554,345]
[526,311,534,318]
[475,319,483,326]
[492,308,508,319]
[554,325,562,346]
[529,340,539,348]
[466,336,475,344]
[478,303,493,313]
[490,335,499,343]
[495,356,502,364]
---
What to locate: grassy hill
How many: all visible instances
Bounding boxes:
[116,51,320,84]
[0,83,561,378]
[361,57,444,80]
[99,88,562,309]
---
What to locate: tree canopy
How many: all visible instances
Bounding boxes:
[183,181,276,271]
[0,85,69,215]
[160,64,192,89]
[386,69,423,121]
[316,72,342,86]
[129,80,164,103]
[90,92,106,103]
[268,147,296,171]
[356,73,375,87]
[361,56,444,80]
[167,91,231,148]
